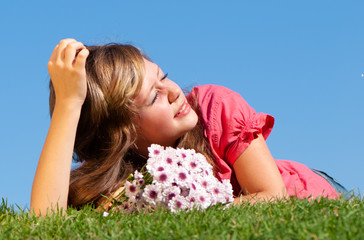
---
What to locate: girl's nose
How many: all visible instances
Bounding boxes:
[167,84,181,104]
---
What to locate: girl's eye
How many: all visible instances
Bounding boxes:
[151,91,159,105]
[150,73,167,105]
[161,73,168,80]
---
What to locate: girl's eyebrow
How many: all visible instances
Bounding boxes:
[156,65,160,77]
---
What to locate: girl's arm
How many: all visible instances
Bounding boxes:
[232,134,287,203]
[30,39,89,216]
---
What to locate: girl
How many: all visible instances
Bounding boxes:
[31,39,348,216]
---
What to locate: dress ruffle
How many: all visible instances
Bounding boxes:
[226,112,275,166]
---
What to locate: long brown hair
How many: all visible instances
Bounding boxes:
[49,43,215,208]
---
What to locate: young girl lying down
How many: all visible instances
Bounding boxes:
[31,39,348,215]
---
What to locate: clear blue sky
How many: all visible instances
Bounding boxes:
[1,0,363,209]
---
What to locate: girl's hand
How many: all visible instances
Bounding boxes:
[47,39,90,108]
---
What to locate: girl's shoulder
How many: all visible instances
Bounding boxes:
[188,84,252,115]
[190,84,237,99]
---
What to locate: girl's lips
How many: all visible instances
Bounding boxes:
[174,100,191,118]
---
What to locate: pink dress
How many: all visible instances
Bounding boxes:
[187,85,339,199]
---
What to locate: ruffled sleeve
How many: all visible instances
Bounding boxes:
[191,85,274,167]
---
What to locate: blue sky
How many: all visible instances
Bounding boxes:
[1,0,363,209]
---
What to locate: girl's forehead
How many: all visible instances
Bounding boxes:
[144,58,158,72]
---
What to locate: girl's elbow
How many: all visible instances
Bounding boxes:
[266,186,288,200]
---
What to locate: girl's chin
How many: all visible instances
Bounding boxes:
[185,109,199,126]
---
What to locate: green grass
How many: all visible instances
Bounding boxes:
[1,197,363,239]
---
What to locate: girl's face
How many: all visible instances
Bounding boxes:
[134,59,198,155]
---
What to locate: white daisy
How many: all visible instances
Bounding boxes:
[142,184,163,206]
[168,195,188,213]
[125,180,140,198]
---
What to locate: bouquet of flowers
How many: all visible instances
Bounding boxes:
[108,144,233,214]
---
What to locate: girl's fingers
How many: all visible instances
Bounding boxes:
[63,41,87,66]
[48,39,88,71]
[57,39,78,62]
[49,39,76,64]
[49,44,59,63]
[74,48,90,69]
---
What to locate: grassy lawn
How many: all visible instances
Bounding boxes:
[1,197,363,239]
